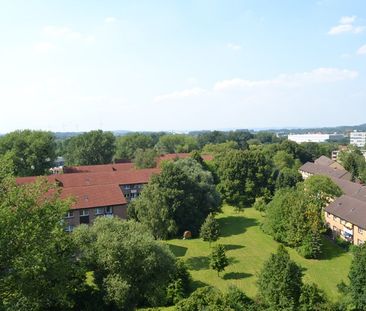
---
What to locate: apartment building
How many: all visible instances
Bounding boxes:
[350,131,366,148]
[288,133,345,143]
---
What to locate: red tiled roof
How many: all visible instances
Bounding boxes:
[61,184,127,209]
[17,168,160,188]
[63,162,135,173]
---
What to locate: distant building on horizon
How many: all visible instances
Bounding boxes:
[287,133,345,144]
[350,131,366,148]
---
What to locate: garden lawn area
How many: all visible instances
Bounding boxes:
[167,205,352,301]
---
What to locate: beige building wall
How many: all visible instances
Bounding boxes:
[324,211,354,243]
[354,225,366,245]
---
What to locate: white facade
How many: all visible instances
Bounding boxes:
[350,131,366,148]
[288,133,342,143]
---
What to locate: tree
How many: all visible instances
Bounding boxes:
[156,134,198,154]
[115,133,155,160]
[202,141,239,156]
[63,130,116,165]
[0,179,84,311]
[210,244,229,276]
[299,283,330,311]
[273,150,295,170]
[257,245,303,311]
[216,149,273,209]
[0,130,56,176]
[275,168,302,189]
[73,217,178,310]
[129,158,220,239]
[339,147,366,182]
[176,286,255,311]
[200,213,220,245]
[133,148,157,168]
[347,243,366,310]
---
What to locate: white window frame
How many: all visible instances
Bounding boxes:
[95,207,104,215]
[105,206,113,214]
[65,211,74,218]
[80,209,89,216]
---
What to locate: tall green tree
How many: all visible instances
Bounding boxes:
[133,148,157,168]
[0,179,83,311]
[115,133,155,160]
[347,243,366,310]
[63,130,116,165]
[257,245,303,311]
[210,244,229,276]
[299,283,330,311]
[200,213,220,245]
[156,134,198,154]
[73,217,178,310]
[216,149,273,209]
[0,130,56,176]
[129,158,220,239]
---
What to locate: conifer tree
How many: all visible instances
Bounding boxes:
[200,213,220,246]
[210,244,229,277]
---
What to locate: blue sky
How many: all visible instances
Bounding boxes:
[0,0,365,133]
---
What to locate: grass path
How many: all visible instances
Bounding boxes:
[167,205,352,301]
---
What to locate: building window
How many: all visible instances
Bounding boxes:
[359,228,364,235]
[333,215,337,222]
[105,206,113,214]
[65,225,74,232]
[95,208,104,215]
[358,239,364,245]
[124,185,131,190]
[65,211,74,218]
[80,209,90,224]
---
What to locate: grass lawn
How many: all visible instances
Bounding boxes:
[167,205,352,301]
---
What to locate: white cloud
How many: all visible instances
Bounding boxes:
[357,44,366,55]
[328,16,365,35]
[105,17,117,23]
[154,87,207,103]
[32,42,56,54]
[227,43,242,51]
[43,25,95,43]
[340,16,356,24]
[214,68,358,91]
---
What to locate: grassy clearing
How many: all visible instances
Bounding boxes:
[167,205,352,301]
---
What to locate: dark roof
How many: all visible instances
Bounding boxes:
[61,184,127,209]
[299,162,351,180]
[329,177,366,202]
[325,195,366,229]
[314,155,335,167]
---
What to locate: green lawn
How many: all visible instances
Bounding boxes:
[167,205,352,301]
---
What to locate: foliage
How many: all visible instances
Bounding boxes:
[346,243,366,310]
[0,130,56,176]
[63,130,116,165]
[252,197,268,212]
[297,232,323,259]
[73,217,178,310]
[275,168,302,189]
[299,283,330,311]
[210,244,229,276]
[273,150,295,170]
[197,130,253,149]
[115,133,156,160]
[200,213,220,245]
[339,146,366,182]
[202,141,239,155]
[156,134,198,154]
[0,151,15,183]
[133,148,157,168]
[129,158,221,239]
[166,260,191,305]
[176,286,255,311]
[0,179,84,311]
[216,149,274,209]
[257,245,303,311]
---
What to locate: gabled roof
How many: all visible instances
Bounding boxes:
[329,177,366,202]
[299,162,351,180]
[16,168,160,188]
[314,155,335,167]
[61,184,127,209]
[325,195,366,229]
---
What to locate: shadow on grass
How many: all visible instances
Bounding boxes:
[167,244,188,257]
[228,257,240,265]
[191,280,209,291]
[185,256,210,270]
[319,237,348,260]
[223,272,252,280]
[218,216,258,237]
[224,244,245,251]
